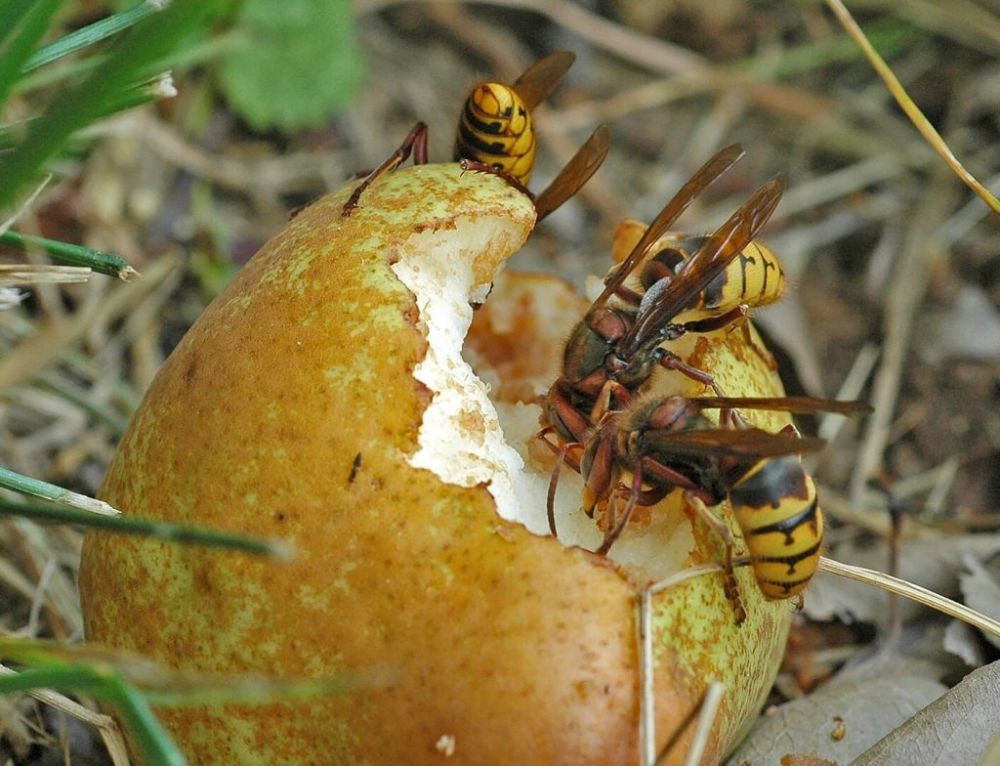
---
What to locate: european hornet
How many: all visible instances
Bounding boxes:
[343,52,611,221]
[607,220,787,372]
[542,143,785,451]
[573,394,871,620]
[610,224,786,327]
[454,50,574,186]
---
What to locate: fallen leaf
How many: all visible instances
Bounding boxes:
[978,728,1000,766]
[943,620,988,668]
[959,553,1000,651]
[726,654,947,766]
[850,659,1000,766]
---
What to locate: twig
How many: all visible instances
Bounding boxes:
[0,175,51,235]
[678,682,724,766]
[849,172,956,505]
[818,342,879,443]
[355,0,706,76]
[638,586,655,766]
[0,663,131,766]
[0,264,92,285]
[0,254,178,391]
[824,0,1000,214]
[818,556,1000,640]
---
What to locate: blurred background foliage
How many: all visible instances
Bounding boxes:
[0,0,998,763]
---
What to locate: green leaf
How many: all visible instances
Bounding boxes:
[22,1,160,73]
[0,229,136,278]
[0,0,65,108]
[0,0,226,209]
[215,0,365,131]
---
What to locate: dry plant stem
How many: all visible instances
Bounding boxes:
[0,254,179,390]
[823,0,1000,214]
[0,664,131,766]
[0,175,51,235]
[877,0,1000,53]
[98,252,185,392]
[11,521,84,639]
[0,554,39,603]
[421,3,526,76]
[639,563,748,765]
[0,264,92,285]
[677,682,724,766]
[818,342,879,443]
[565,66,842,134]
[924,457,959,516]
[887,503,903,644]
[757,156,903,230]
[356,0,706,75]
[849,174,955,506]
[647,559,748,597]
[638,586,655,766]
[818,556,1000,640]
[818,488,937,540]
[125,113,337,195]
[938,172,1000,247]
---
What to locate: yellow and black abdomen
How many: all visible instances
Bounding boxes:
[454,83,536,184]
[643,236,786,323]
[705,239,785,312]
[729,456,824,599]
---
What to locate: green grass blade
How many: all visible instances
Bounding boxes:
[33,372,130,433]
[0,1,34,46]
[0,0,223,209]
[0,498,292,558]
[22,1,162,73]
[144,674,374,707]
[0,465,118,515]
[0,230,137,279]
[0,665,109,695]
[0,0,65,107]
[102,675,188,766]
[14,49,105,95]
[0,665,187,766]
[96,71,176,119]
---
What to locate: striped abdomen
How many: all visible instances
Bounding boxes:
[638,234,786,322]
[730,456,824,599]
[454,83,536,184]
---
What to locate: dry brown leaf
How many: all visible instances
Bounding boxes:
[726,655,947,766]
[850,659,1000,766]
[944,620,989,668]
[959,553,1000,651]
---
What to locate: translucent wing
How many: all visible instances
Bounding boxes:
[534,125,612,222]
[691,396,873,416]
[642,427,825,460]
[587,144,745,322]
[622,174,785,356]
[511,51,576,108]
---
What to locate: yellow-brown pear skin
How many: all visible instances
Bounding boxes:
[80,163,792,765]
